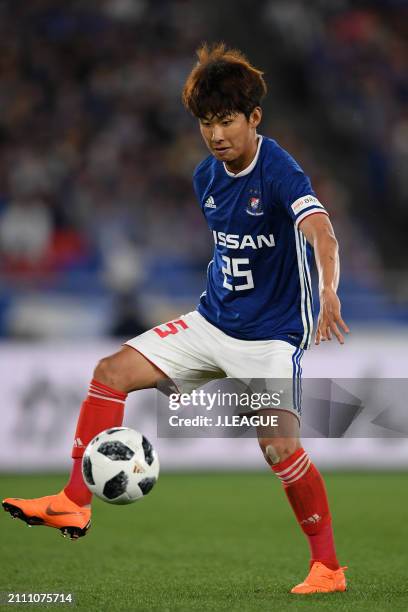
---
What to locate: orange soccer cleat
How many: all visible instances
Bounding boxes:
[2,490,91,540]
[291,561,347,594]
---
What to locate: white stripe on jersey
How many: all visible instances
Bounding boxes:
[294,227,308,348]
[295,207,329,228]
[300,231,313,348]
[201,258,214,298]
[294,227,313,349]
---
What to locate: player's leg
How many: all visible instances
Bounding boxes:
[2,347,167,539]
[257,418,346,593]
[3,312,224,539]
[64,346,168,507]
[210,328,347,594]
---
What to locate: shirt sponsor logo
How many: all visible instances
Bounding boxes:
[291,195,324,215]
[204,196,216,208]
[213,230,275,250]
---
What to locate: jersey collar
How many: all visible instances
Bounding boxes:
[222,135,263,178]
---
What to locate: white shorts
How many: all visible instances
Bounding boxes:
[125,311,304,418]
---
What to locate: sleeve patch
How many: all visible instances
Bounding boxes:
[291,195,324,215]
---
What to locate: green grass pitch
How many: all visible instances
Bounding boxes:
[1,472,408,611]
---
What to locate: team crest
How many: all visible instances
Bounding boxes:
[246,192,264,216]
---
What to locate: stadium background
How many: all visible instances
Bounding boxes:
[1,2,408,610]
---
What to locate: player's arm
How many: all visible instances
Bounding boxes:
[298,213,350,345]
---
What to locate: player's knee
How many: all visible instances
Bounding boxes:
[258,437,300,466]
[93,356,125,391]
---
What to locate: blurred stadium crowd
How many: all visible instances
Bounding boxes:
[0,0,407,337]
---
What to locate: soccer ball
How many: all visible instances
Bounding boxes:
[82,427,159,504]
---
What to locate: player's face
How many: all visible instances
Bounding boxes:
[199,108,262,173]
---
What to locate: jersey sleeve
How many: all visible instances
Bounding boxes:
[192,156,212,211]
[273,168,329,227]
[192,173,201,205]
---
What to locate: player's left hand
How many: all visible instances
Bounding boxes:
[315,287,350,345]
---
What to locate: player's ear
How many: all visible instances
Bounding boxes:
[249,107,262,127]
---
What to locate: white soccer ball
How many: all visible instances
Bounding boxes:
[82,427,159,504]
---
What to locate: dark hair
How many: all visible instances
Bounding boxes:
[182,42,267,120]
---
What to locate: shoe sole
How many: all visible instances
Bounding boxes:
[2,502,91,540]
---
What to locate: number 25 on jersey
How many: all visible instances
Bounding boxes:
[221,256,254,291]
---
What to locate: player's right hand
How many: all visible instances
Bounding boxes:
[315,287,350,345]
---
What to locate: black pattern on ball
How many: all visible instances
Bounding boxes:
[98,441,135,461]
[106,428,125,434]
[82,455,95,485]
[103,471,129,499]
[138,477,156,495]
[142,436,154,466]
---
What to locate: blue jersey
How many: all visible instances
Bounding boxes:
[193,135,328,349]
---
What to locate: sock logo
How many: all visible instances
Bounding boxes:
[301,513,322,525]
[74,437,85,448]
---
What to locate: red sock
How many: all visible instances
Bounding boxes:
[64,379,127,506]
[272,447,339,571]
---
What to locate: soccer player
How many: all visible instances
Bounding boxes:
[3,43,349,595]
